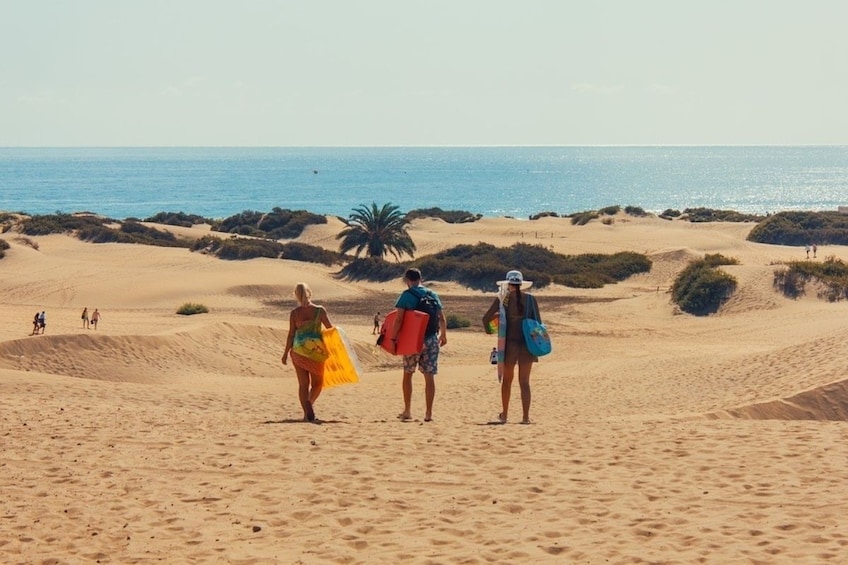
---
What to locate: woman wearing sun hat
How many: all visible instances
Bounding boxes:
[482,270,541,424]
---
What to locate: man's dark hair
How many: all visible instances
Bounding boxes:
[404,268,422,282]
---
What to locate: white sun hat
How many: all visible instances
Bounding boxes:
[497,269,533,289]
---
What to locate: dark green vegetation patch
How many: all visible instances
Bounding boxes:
[682,208,763,223]
[213,208,327,239]
[144,211,213,227]
[748,211,848,246]
[20,213,111,235]
[338,257,406,282]
[79,220,189,247]
[567,205,649,225]
[191,235,344,265]
[774,257,848,302]
[569,210,600,225]
[20,214,191,248]
[446,313,471,329]
[529,211,560,220]
[671,254,739,315]
[339,242,652,291]
[177,302,209,315]
[406,208,481,223]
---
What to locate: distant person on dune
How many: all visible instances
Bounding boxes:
[373,311,381,334]
[37,311,46,334]
[282,282,333,422]
[31,312,39,335]
[91,308,101,329]
[81,307,90,329]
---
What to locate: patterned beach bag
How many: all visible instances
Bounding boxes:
[522,295,552,357]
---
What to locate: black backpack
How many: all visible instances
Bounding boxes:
[405,287,441,336]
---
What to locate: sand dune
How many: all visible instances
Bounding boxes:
[3,214,848,563]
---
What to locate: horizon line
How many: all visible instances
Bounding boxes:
[2,143,847,150]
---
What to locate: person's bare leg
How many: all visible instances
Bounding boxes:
[309,372,324,404]
[518,361,533,423]
[423,373,435,421]
[308,372,324,420]
[399,371,413,419]
[500,363,516,422]
[295,367,314,421]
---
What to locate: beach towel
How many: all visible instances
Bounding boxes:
[496,284,508,382]
[292,307,329,362]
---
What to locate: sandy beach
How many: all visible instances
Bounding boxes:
[3,214,848,564]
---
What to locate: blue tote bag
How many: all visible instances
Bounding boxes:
[522,295,552,357]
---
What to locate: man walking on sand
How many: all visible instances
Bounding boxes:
[390,268,447,422]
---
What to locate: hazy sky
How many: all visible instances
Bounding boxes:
[2,1,846,146]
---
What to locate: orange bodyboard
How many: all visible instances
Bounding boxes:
[380,309,429,355]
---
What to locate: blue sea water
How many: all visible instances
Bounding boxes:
[1,146,847,220]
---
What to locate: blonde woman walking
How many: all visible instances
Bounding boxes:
[282,282,333,422]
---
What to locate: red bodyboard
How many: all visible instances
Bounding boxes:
[380,309,429,355]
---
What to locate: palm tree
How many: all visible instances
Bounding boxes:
[337,202,416,260]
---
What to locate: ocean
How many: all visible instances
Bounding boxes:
[1,146,847,220]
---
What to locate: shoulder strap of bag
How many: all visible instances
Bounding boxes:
[404,286,429,305]
[524,294,541,323]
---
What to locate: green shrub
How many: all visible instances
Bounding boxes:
[446,313,471,329]
[338,257,406,282]
[280,242,347,266]
[214,208,326,239]
[77,224,128,243]
[550,251,653,289]
[191,235,221,254]
[406,207,481,223]
[624,205,648,217]
[569,211,599,225]
[334,242,652,291]
[660,208,681,219]
[598,205,621,216]
[671,255,738,315]
[409,243,651,291]
[177,302,209,315]
[773,257,848,301]
[0,239,9,259]
[192,235,344,265]
[703,253,740,268]
[773,268,805,299]
[529,211,560,220]
[192,235,284,260]
[144,211,213,227]
[682,208,763,223]
[76,220,191,248]
[21,213,109,235]
[19,214,190,248]
[748,211,848,246]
